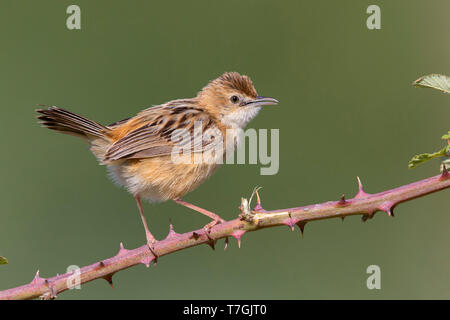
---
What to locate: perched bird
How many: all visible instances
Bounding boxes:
[36,72,278,251]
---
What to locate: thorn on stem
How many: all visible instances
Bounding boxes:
[117,242,129,257]
[355,176,370,198]
[207,240,216,251]
[362,210,375,222]
[231,230,246,248]
[31,270,44,284]
[103,274,114,288]
[282,213,300,231]
[357,176,363,190]
[387,208,395,217]
[252,187,264,211]
[140,256,155,268]
[165,218,179,240]
[338,194,347,205]
[442,163,449,179]
[378,202,395,217]
[116,242,130,257]
[224,237,229,251]
[204,227,217,251]
[190,232,200,240]
[296,221,307,238]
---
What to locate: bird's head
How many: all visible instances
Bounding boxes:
[197,72,278,128]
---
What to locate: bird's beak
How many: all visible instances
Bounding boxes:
[246,96,279,107]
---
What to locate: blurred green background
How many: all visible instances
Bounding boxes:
[0,0,449,299]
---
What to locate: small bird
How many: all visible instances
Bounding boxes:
[36,72,278,251]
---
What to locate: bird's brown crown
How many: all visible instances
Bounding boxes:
[200,72,258,99]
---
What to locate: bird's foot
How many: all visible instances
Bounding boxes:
[145,233,159,261]
[203,218,226,251]
[174,198,227,230]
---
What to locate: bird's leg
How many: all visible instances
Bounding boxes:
[135,195,158,256]
[173,198,226,229]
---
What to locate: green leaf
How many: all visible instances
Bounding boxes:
[408,145,450,169]
[0,256,8,265]
[413,74,450,93]
[410,74,449,169]
[413,74,450,94]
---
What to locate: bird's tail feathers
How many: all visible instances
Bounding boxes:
[36,106,109,140]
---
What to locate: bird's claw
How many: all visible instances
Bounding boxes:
[146,238,159,261]
[203,218,225,233]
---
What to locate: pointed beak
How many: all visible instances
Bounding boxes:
[246,96,279,107]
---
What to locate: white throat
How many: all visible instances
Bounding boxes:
[220,106,262,129]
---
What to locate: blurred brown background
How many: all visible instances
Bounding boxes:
[0,0,449,299]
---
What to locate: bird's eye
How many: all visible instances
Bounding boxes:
[230,95,240,104]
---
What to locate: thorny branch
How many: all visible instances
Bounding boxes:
[0,169,449,300]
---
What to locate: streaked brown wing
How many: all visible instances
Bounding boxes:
[107,117,131,128]
[103,104,219,162]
